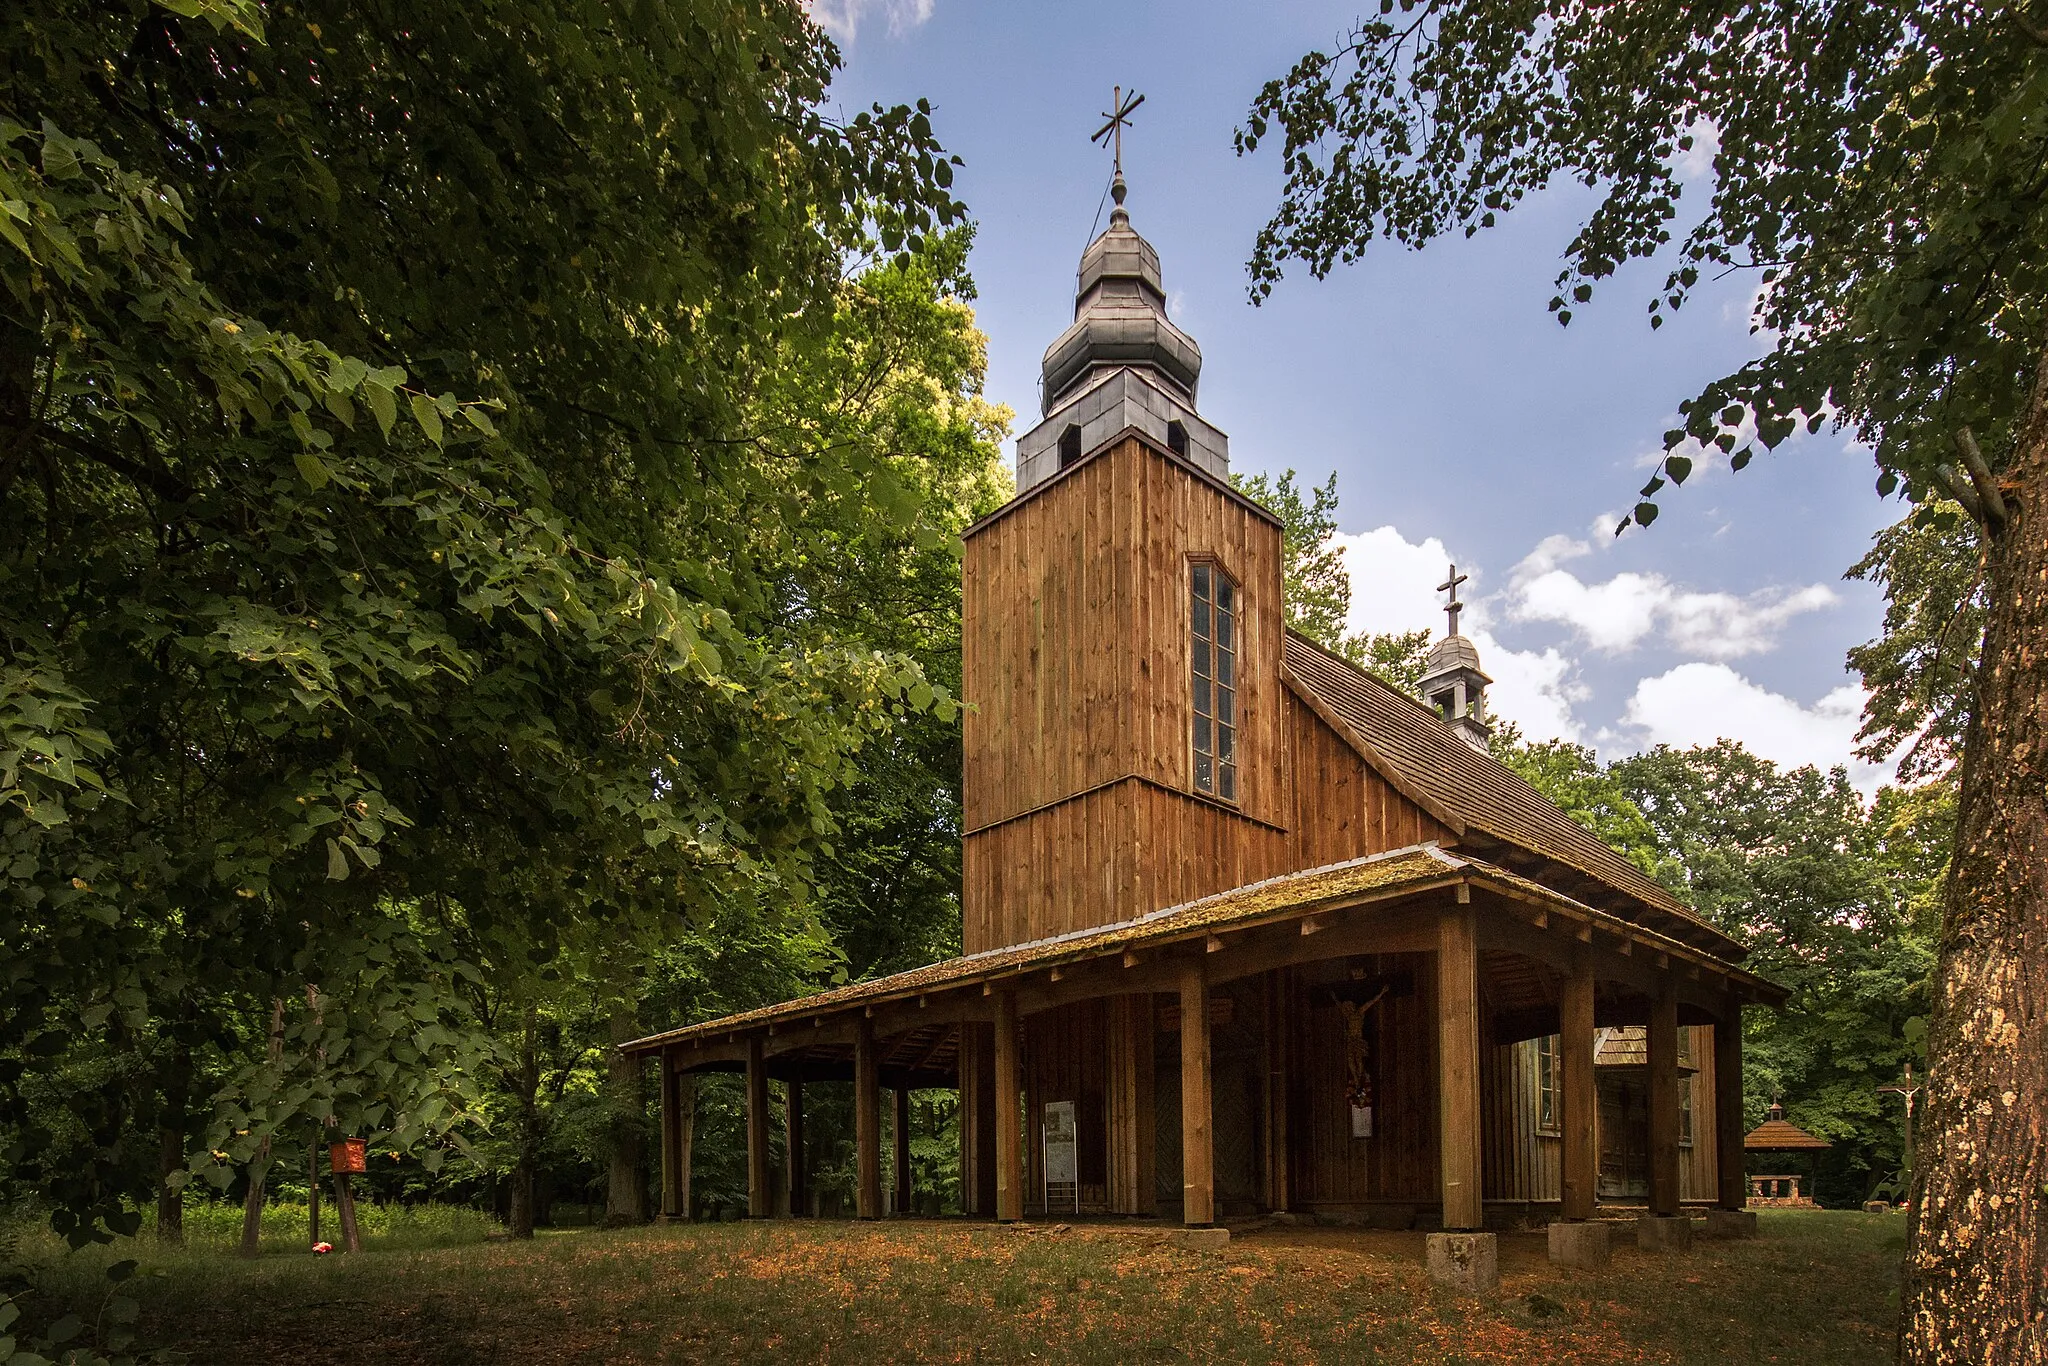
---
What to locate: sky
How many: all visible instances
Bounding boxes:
[815,0,1902,794]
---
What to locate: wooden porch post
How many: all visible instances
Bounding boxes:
[1179,959,1215,1227]
[746,1036,770,1219]
[995,991,1023,1222]
[1560,954,1598,1221]
[855,1017,882,1220]
[1648,976,1682,1217]
[959,1023,998,1217]
[676,1073,696,1221]
[785,1078,806,1218]
[658,1049,679,1219]
[893,1086,913,1216]
[1265,971,1290,1214]
[1715,1001,1747,1210]
[1437,904,1483,1231]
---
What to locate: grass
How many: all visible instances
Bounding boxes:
[10,1210,1903,1364]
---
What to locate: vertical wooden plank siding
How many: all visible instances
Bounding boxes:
[995,992,1023,1222]
[855,1019,882,1220]
[1284,697,1455,870]
[785,1079,806,1218]
[745,1037,770,1219]
[1480,1036,1560,1203]
[1438,909,1484,1230]
[1179,960,1216,1226]
[1106,995,1156,1214]
[1561,961,1598,1220]
[1716,1010,1747,1209]
[893,1087,913,1215]
[1647,980,1681,1217]
[1288,954,1440,1208]
[1264,972,1290,1213]
[1679,1024,1720,1202]
[959,1023,998,1217]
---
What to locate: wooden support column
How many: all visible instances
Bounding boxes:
[855,1017,882,1220]
[1560,954,1598,1221]
[995,992,1023,1222]
[1265,971,1290,1214]
[676,1073,696,1221]
[658,1050,679,1219]
[1106,994,1156,1215]
[1648,976,1682,1217]
[893,1086,913,1216]
[1715,1001,1748,1210]
[1179,959,1215,1227]
[959,1023,998,1217]
[1437,905,1483,1231]
[785,1079,806,1218]
[746,1036,770,1219]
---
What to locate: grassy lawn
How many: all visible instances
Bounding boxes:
[12,1210,1902,1364]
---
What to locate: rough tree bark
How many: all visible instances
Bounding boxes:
[605,1004,647,1226]
[507,1004,540,1240]
[237,998,285,1257]
[1902,344,2048,1364]
[155,1046,189,1245]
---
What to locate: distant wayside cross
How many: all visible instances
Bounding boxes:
[1092,86,1146,176]
[1437,564,1469,636]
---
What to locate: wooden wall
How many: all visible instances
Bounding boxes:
[1285,692,1456,870]
[962,435,1292,952]
[1284,956,1442,1211]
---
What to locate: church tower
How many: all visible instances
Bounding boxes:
[959,170,1288,954]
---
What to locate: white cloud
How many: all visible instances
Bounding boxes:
[807,0,933,42]
[1618,663,1895,796]
[1332,525,1589,742]
[1507,534,1837,660]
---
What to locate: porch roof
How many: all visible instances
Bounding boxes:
[621,843,1785,1057]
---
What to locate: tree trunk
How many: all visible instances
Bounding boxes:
[605,1004,647,1226]
[156,1046,189,1244]
[238,998,286,1257]
[1901,344,2048,1364]
[332,1170,361,1253]
[507,1005,540,1240]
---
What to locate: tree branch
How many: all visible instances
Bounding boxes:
[36,424,195,504]
[1953,427,2008,530]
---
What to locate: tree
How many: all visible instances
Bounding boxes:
[1232,468,1434,692]
[1240,6,2047,1354]
[1,0,964,1248]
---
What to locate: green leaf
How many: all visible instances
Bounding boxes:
[1633,501,1660,527]
[408,392,445,447]
[293,450,332,490]
[326,837,350,881]
[1664,455,1692,485]
[366,382,398,440]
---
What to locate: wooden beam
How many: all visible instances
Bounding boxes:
[746,1036,770,1218]
[676,1072,696,1222]
[1715,1000,1748,1211]
[995,990,1023,1222]
[957,1022,998,1218]
[1122,949,1144,969]
[1647,976,1681,1218]
[855,1017,882,1220]
[1205,934,1225,954]
[785,1079,806,1218]
[658,1049,680,1219]
[1560,953,1597,1222]
[1179,960,1215,1227]
[1437,905,1484,1231]
[893,1085,913,1216]
[1106,994,1155,1216]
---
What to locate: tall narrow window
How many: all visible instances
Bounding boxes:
[1678,1075,1695,1147]
[1191,562,1238,800]
[1535,1034,1561,1135]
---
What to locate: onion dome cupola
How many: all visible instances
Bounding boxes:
[1419,564,1494,752]
[1014,162,1230,493]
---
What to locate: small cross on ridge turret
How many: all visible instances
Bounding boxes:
[1437,563,1469,638]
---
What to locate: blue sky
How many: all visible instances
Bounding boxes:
[818,0,1901,791]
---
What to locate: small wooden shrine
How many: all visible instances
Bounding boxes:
[1744,1101,1831,1209]
[623,160,1785,1236]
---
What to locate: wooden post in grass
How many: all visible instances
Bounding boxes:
[893,1086,913,1216]
[856,1016,882,1219]
[786,1078,807,1217]
[677,1072,697,1221]
[1561,952,1598,1221]
[995,991,1023,1222]
[309,1141,322,1248]
[1715,1001,1747,1210]
[333,1164,361,1253]
[1178,958,1215,1227]
[1437,905,1483,1231]
[1648,976,1682,1218]
[746,1035,770,1219]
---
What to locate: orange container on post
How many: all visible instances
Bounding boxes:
[329,1137,368,1175]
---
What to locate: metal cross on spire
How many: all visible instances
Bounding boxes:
[1437,564,1469,637]
[1091,86,1146,177]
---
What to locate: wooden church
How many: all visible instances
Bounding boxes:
[623,166,1783,1239]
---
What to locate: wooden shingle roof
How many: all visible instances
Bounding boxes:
[1282,632,1742,960]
